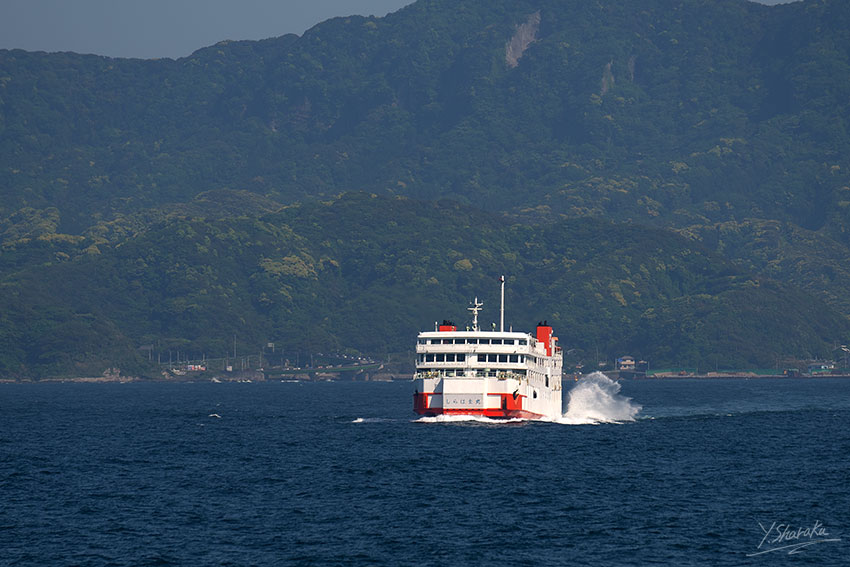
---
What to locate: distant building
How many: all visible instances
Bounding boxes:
[807,362,834,375]
[617,356,635,371]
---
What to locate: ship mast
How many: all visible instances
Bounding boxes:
[468,297,484,332]
[499,275,505,332]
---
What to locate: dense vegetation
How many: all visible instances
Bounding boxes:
[1,193,848,378]
[1,0,850,377]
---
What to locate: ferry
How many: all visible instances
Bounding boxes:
[413,277,563,420]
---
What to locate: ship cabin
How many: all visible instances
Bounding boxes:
[415,321,561,381]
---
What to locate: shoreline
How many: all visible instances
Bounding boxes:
[5,373,850,384]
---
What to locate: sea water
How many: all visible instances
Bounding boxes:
[1,376,848,566]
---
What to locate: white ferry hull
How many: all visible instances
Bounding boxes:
[413,376,561,420]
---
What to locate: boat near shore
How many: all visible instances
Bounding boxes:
[412,277,563,420]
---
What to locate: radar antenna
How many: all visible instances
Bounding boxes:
[468,297,484,332]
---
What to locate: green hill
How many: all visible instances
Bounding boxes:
[2,0,850,377]
[1,193,847,378]
[2,0,849,230]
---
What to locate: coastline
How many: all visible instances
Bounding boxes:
[0,369,401,384]
[5,372,850,384]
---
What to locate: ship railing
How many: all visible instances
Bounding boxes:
[413,370,439,380]
[413,370,476,379]
[416,345,532,355]
[414,370,528,380]
[496,371,526,381]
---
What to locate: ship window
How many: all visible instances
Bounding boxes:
[498,354,508,363]
[491,339,502,345]
[479,339,490,345]
[457,354,465,362]
[546,376,549,387]
[426,354,434,362]
[510,355,518,363]
[533,391,538,399]
[519,340,527,346]
[436,354,445,362]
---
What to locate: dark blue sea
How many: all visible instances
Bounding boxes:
[2,376,848,566]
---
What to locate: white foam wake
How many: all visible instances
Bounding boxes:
[555,372,641,425]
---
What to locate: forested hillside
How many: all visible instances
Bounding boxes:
[2,193,849,378]
[1,0,850,377]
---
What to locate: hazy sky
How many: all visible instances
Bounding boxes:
[0,0,796,60]
[0,0,415,59]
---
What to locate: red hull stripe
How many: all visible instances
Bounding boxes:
[413,408,545,420]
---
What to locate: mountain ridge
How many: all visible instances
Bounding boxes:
[1,0,850,377]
